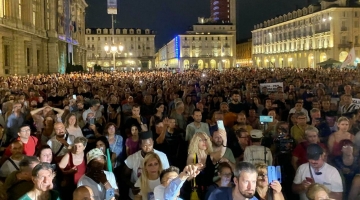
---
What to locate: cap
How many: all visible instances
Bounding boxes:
[307,144,324,160]
[250,129,263,139]
[139,131,153,140]
[86,148,107,164]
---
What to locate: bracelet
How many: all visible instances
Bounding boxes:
[104,181,111,187]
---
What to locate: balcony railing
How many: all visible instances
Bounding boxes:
[341,27,348,31]
[338,43,352,48]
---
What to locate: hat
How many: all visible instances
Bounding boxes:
[139,131,153,140]
[86,148,106,164]
[307,144,324,160]
[250,129,263,139]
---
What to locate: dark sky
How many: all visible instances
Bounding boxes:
[86,0,314,49]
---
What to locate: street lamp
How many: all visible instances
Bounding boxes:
[104,14,124,70]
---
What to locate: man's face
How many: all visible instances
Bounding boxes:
[33,169,54,192]
[249,109,256,117]
[54,123,66,137]
[128,96,134,103]
[132,107,140,116]
[220,104,229,112]
[309,155,325,169]
[11,142,23,155]
[212,131,223,147]
[77,103,84,110]
[232,94,240,102]
[295,103,302,111]
[90,156,106,170]
[297,115,307,125]
[321,101,330,109]
[141,139,154,154]
[234,171,257,198]
[311,111,321,119]
[192,111,202,123]
[13,103,22,112]
[18,126,31,139]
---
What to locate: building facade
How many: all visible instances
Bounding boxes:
[157,0,236,70]
[85,28,156,70]
[0,0,87,75]
[236,39,252,67]
[252,0,360,68]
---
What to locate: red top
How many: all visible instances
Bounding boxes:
[64,152,86,184]
[292,141,326,166]
[5,136,38,156]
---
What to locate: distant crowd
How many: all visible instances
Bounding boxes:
[0,68,359,200]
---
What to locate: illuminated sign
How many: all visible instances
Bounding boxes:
[175,36,180,58]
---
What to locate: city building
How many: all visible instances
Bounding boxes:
[236,39,252,67]
[252,0,360,68]
[157,0,236,70]
[0,0,87,75]
[85,28,156,70]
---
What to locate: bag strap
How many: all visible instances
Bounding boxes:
[264,146,267,165]
[193,153,196,187]
[7,158,19,171]
[309,163,314,180]
[54,134,69,157]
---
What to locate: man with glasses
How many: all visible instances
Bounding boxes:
[292,144,343,200]
[291,112,309,144]
[289,101,310,122]
[208,162,258,200]
[82,99,102,122]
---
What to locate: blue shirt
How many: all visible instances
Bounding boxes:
[208,187,258,200]
[164,177,186,200]
[107,134,124,167]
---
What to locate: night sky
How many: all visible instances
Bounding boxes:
[85,0,315,49]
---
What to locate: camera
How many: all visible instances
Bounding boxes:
[274,128,294,153]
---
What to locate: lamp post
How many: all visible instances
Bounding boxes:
[104,14,124,70]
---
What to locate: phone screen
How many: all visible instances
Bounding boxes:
[89,118,95,125]
[217,120,225,130]
[72,94,76,99]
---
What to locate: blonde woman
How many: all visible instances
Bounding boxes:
[328,116,354,158]
[134,152,163,200]
[306,183,333,200]
[184,130,227,199]
[254,163,284,200]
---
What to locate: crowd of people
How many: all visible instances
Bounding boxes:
[0,68,358,200]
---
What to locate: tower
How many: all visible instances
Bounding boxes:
[210,0,236,24]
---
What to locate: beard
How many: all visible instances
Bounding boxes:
[239,189,255,198]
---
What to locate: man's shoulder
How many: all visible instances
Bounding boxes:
[208,187,232,200]
[154,149,168,158]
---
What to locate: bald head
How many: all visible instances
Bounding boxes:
[73,186,94,200]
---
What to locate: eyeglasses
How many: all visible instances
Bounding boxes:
[257,173,267,179]
[20,129,31,133]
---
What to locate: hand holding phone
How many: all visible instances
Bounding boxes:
[305,177,314,183]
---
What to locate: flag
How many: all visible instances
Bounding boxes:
[341,47,356,68]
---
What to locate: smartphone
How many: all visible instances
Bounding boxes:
[217,120,225,130]
[306,177,314,183]
[89,118,95,125]
[72,94,76,99]
[267,166,282,184]
[105,188,115,200]
[260,116,274,123]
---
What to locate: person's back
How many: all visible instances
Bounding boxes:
[243,145,273,166]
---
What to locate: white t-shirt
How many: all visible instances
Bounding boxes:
[0,158,20,177]
[77,171,118,200]
[153,184,165,200]
[293,162,343,200]
[125,149,169,199]
[134,177,160,200]
[66,126,84,138]
[243,145,273,166]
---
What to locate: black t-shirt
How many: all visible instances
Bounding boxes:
[229,102,248,114]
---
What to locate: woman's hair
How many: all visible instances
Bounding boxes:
[64,113,79,128]
[74,136,88,147]
[154,102,164,113]
[95,136,111,151]
[103,122,117,135]
[254,162,267,172]
[218,162,233,174]
[337,116,349,124]
[306,183,330,200]
[140,152,163,198]
[188,132,213,155]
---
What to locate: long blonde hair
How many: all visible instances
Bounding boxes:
[139,152,163,198]
[188,132,213,155]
